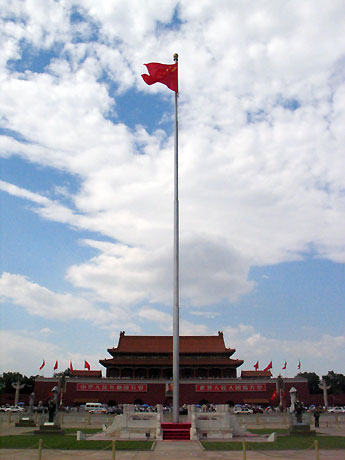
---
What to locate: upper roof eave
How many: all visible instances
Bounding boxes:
[107,332,237,355]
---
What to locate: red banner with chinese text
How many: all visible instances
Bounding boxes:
[196,383,266,392]
[76,383,147,392]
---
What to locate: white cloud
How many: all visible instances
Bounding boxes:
[223,325,345,376]
[190,311,220,319]
[137,307,211,335]
[1,0,344,309]
[0,330,60,376]
[137,308,172,332]
[0,272,117,327]
[66,236,254,308]
[0,330,104,376]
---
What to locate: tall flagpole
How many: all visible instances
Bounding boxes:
[172,52,180,424]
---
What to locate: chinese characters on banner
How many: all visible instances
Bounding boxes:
[196,383,266,392]
[77,383,147,392]
[76,383,266,393]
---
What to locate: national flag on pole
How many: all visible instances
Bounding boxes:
[39,359,45,370]
[53,360,58,371]
[253,361,259,371]
[298,360,301,370]
[264,361,272,371]
[84,360,91,371]
[282,361,287,370]
[141,61,178,93]
[70,361,73,372]
[142,53,179,421]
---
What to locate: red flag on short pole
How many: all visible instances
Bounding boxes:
[264,361,272,371]
[39,360,45,370]
[70,361,73,372]
[53,360,58,371]
[298,360,301,370]
[141,61,178,93]
[270,389,278,401]
[84,360,91,371]
[282,361,287,370]
[254,361,259,371]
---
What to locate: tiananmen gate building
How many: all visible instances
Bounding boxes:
[34,331,312,407]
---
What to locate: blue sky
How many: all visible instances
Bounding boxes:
[1,0,344,379]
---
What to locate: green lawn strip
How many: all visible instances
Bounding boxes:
[202,435,345,451]
[0,435,153,450]
[248,428,289,434]
[62,428,102,434]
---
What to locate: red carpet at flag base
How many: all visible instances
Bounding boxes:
[161,422,191,440]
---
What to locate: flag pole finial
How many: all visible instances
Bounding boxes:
[173,53,178,62]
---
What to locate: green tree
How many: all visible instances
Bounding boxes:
[323,371,345,394]
[296,372,322,394]
[0,372,35,394]
[0,372,22,393]
[53,368,72,379]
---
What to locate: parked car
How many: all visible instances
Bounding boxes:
[252,406,264,414]
[3,406,25,413]
[107,407,123,415]
[233,406,254,414]
[328,406,345,413]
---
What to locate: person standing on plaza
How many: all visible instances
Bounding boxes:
[313,407,320,428]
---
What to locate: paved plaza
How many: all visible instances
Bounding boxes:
[0,419,344,460]
[0,441,344,460]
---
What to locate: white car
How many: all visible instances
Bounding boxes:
[233,406,254,414]
[328,406,345,413]
[4,406,25,413]
[89,407,107,414]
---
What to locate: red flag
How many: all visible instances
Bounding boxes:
[270,389,277,401]
[70,361,73,372]
[253,361,259,371]
[141,62,178,93]
[39,359,45,370]
[53,360,58,371]
[298,360,301,370]
[84,360,91,371]
[264,361,272,371]
[282,361,287,370]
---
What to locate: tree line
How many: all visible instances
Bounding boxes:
[0,369,72,394]
[297,371,345,394]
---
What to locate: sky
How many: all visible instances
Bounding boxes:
[1,0,344,380]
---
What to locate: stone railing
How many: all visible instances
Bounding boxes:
[104,404,163,440]
[188,404,246,439]
[104,404,248,440]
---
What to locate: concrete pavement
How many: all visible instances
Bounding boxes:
[0,442,344,460]
[1,421,344,459]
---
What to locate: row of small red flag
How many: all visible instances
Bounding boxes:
[39,360,91,371]
[253,360,301,371]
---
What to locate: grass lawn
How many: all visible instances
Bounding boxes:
[249,428,289,434]
[62,428,102,434]
[201,435,345,451]
[0,434,154,450]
